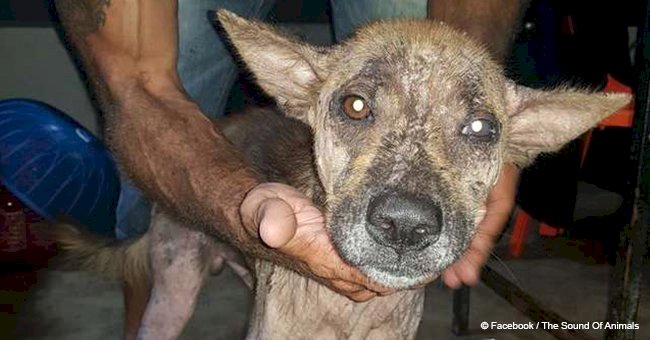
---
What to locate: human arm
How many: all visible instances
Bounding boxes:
[53,0,390,301]
[54,0,264,257]
[427,0,530,62]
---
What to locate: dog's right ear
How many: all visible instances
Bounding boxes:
[215,10,329,121]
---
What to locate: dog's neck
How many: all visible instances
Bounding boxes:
[248,261,425,340]
[218,109,425,339]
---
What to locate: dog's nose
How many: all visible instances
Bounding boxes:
[366,191,442,251]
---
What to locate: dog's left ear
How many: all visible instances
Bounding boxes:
[505,82,632,167]
[215,10,328,120]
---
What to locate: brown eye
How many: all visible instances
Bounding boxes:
[342,95,371,120]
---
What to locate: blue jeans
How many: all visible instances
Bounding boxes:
[116,0,427,239]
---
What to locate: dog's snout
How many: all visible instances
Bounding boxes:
[366,191,442,251]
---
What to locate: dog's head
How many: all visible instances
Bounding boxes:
[217,10,630,288]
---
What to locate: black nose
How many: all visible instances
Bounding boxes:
[366,191,442,251]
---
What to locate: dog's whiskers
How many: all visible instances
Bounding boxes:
[488,251,520,285]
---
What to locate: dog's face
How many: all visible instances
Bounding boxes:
[218,11,629,288]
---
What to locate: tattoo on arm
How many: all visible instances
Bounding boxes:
[55,0,111,40]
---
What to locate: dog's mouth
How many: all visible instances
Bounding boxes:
[356,224,464,288]
[365,266,442,288]
[328,193,474,289]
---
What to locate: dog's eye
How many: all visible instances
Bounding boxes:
[461,116,498,140]
[342,95,372,120]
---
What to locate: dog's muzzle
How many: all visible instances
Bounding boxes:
[365,190,442,252]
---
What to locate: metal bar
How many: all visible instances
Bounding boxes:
[605,201,648,340]
[481,265,595,340]
[604,2,650,337]
[452,285,470,335]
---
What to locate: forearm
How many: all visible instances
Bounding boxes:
[53,0,274,257]
[108,82,258,238]
[427,0,530,62]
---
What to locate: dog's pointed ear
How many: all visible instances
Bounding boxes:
[215,10,328,120]
[505,82,632,167]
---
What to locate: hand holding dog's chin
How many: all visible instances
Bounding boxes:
[241,182,395,302]
[441,164,519,289]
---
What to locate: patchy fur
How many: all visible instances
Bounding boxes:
[218,11,630,288]
[54,10,631,340]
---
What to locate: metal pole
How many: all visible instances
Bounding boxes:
[605,1,650,338]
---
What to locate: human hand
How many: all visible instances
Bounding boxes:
[240,183,395,302]
[441,164,519,288]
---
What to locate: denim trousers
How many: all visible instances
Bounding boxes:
[115,0,427,239]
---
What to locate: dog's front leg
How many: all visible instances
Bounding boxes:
[136,207,212,340]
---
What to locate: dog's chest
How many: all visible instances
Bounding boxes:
[247,261,425,340]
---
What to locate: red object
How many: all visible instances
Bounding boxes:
[538,222,564,237]
[509,208,566,258]
[562,16,577,36]
[580,75,635,167]
[510,75,632,258]
[0,184,54,264]
[0,185,51,314]
[509,208,533,258]
[0,186,27,253]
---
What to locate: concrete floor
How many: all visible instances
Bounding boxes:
[1,182,647,339]
[4,251,649,339]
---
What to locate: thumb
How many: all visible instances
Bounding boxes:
[257,198,298,248]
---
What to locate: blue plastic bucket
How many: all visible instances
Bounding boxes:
[0,99,120,237]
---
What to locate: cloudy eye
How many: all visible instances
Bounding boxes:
[342,95,372,120]
[461,116,498,140]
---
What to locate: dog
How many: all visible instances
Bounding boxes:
[54,9,630,340]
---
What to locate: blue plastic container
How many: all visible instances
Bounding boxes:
[0,99,120,237]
